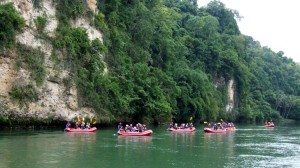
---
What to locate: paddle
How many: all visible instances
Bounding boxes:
[204,121,209,128]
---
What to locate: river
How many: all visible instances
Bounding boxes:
[0,123,300,168]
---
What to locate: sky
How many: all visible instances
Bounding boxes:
[197,0,300,63]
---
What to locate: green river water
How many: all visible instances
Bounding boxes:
[1,123,300,168]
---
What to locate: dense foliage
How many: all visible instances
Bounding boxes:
[0,3,25,49]
[1,0,300,125]
[92,0,300,123]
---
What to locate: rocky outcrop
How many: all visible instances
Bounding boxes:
[0,56,16,98]
[86,0,97,13]
[213,77,235,112]
[72,18,103,42]
[0,0,103,124]
[226,79,235,112]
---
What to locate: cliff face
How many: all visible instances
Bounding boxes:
[0,0,103,124]
[213,77,235,113]
[226,79,234,112]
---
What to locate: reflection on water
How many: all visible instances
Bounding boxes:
[169,132,195,145]
[203,131,226,141]
[203,130,235,147]
[202,130,236,166]
[117,136,153,144]
[65,132,97,144]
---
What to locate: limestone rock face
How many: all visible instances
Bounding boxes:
[0,57,16,97]
[213,77,235,113]
[86,0,97,13]
[0,0,103,123]
[73,18,103,42]
[226,79,235,112]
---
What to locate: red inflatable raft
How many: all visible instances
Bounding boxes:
[265,124,275,128]
[117,130,153,136]
[168,127,196,132]
[226,127,236,131]
[65,127,97,132]
[204,128,226,133]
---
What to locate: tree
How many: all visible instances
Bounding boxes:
[206,0,240,35]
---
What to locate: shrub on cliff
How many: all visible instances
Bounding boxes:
[0,3,25,49]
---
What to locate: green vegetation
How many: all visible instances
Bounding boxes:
[16,44,46,87]
[94,12,108,32]
[0,3,25,49]
[10,84,38,107]
[55,0,87,27]
[2,0,300,125]
[34,15,47,33]
[32,0,42,9]
[90,0,300,123]
[50,0,300,124]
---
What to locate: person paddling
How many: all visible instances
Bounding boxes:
[66,121,71,128]
[213,123,218,130]
[118,123,123,130]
